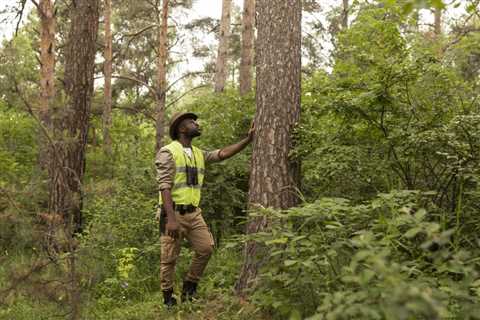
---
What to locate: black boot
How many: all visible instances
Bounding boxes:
[163,288,177,307]
[181,280,198,302]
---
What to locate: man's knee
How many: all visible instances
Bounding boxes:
[160,258,177,267]
[196,244,214,257]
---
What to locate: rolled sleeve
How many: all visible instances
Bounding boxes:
[155,148,175,191]
[203,149,222,163]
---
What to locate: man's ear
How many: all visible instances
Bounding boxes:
[177,121,187,134]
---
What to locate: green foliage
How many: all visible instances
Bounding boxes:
[0,296,59,320]
[0,30,39,110]
[0,109,38,188]
[297,4,480,210]
[80,114,160,302]
[0,107,43,252]
[247,190,480,319]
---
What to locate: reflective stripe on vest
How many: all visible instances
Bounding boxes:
[159,141,205,207]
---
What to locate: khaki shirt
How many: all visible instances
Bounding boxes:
[155,147,222,191]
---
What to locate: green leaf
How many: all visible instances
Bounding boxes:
[289,309,302,320]
[292,235,308,242]
[284,260,298,267]
[414,209,427,221]
[431,0,446,9]
[467,3,477,13]
[302,260,315,268]
[405,227,422,238]
[266,237,289,245]
[402,2,414,14]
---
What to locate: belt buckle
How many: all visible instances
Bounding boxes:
[176,204,185,215]
[176,204,195,214]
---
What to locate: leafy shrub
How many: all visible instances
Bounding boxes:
[247,190,480,319]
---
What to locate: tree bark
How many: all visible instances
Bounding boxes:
[103,0,113,156]
[342,0,348,30]
[39,0,55,124]
[58,0,99,233]
[239,0,255,96]
[434,7,442,36]
[155,0,169,152]
[214,0,232,93]
[47,1,99,318]
[235,0,302,295]
[38,0,56,168]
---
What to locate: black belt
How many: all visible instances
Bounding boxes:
[175,204,197,215]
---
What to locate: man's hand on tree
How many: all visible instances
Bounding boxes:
[247,121,255,142]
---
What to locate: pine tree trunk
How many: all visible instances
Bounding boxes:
[103,0,113,156]
[38,0,55,169]
[434,7,442,35]
[214,0,232,93]
[59,0,99,234]
[156,0,168,152]
[239,0,255,96]
[39,0,55,124]
[47,1,99,318]
[235,0,301,295]
[342,0,349,30]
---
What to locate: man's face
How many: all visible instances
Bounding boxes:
[178,117,201,138]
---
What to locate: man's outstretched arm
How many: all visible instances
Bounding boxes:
[218,123,255,160]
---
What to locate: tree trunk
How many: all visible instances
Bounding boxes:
[239,0,255,96]
[214,0,232,93]
[39,0,55,123]
[38,0,56,168]
[434,7,442,36]
[156,0,169,152]
[47,1,99,317]
[103,0,113,156]
[235,0,301,295]
[342,0,348,30]
[59,0,99,233]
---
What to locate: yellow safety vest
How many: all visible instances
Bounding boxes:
[159,141,205,206]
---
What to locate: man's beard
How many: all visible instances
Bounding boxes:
[188,129,201,138]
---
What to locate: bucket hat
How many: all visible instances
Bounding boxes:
[169,112,198,140]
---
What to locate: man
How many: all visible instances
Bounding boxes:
[155,112,254,307]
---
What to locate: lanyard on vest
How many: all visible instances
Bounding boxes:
[182,148,197,168]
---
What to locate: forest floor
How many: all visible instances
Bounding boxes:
[1,286,268,320]
[90,292,266,320]
[0,251,269,320]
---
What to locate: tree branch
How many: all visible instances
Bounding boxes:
[123,24,157,38]
[14,0,28,36]
[111,74,158,99]
[114,105,156,122]
[30,0,40,10]
[13,80,56,151]
[166,84,209,109]
[166,71,208,93]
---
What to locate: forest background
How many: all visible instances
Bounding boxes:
[0,0,480,319]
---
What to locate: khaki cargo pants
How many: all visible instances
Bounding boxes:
[160,208,214,291]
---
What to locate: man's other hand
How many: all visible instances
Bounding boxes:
[166,218,180,238]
